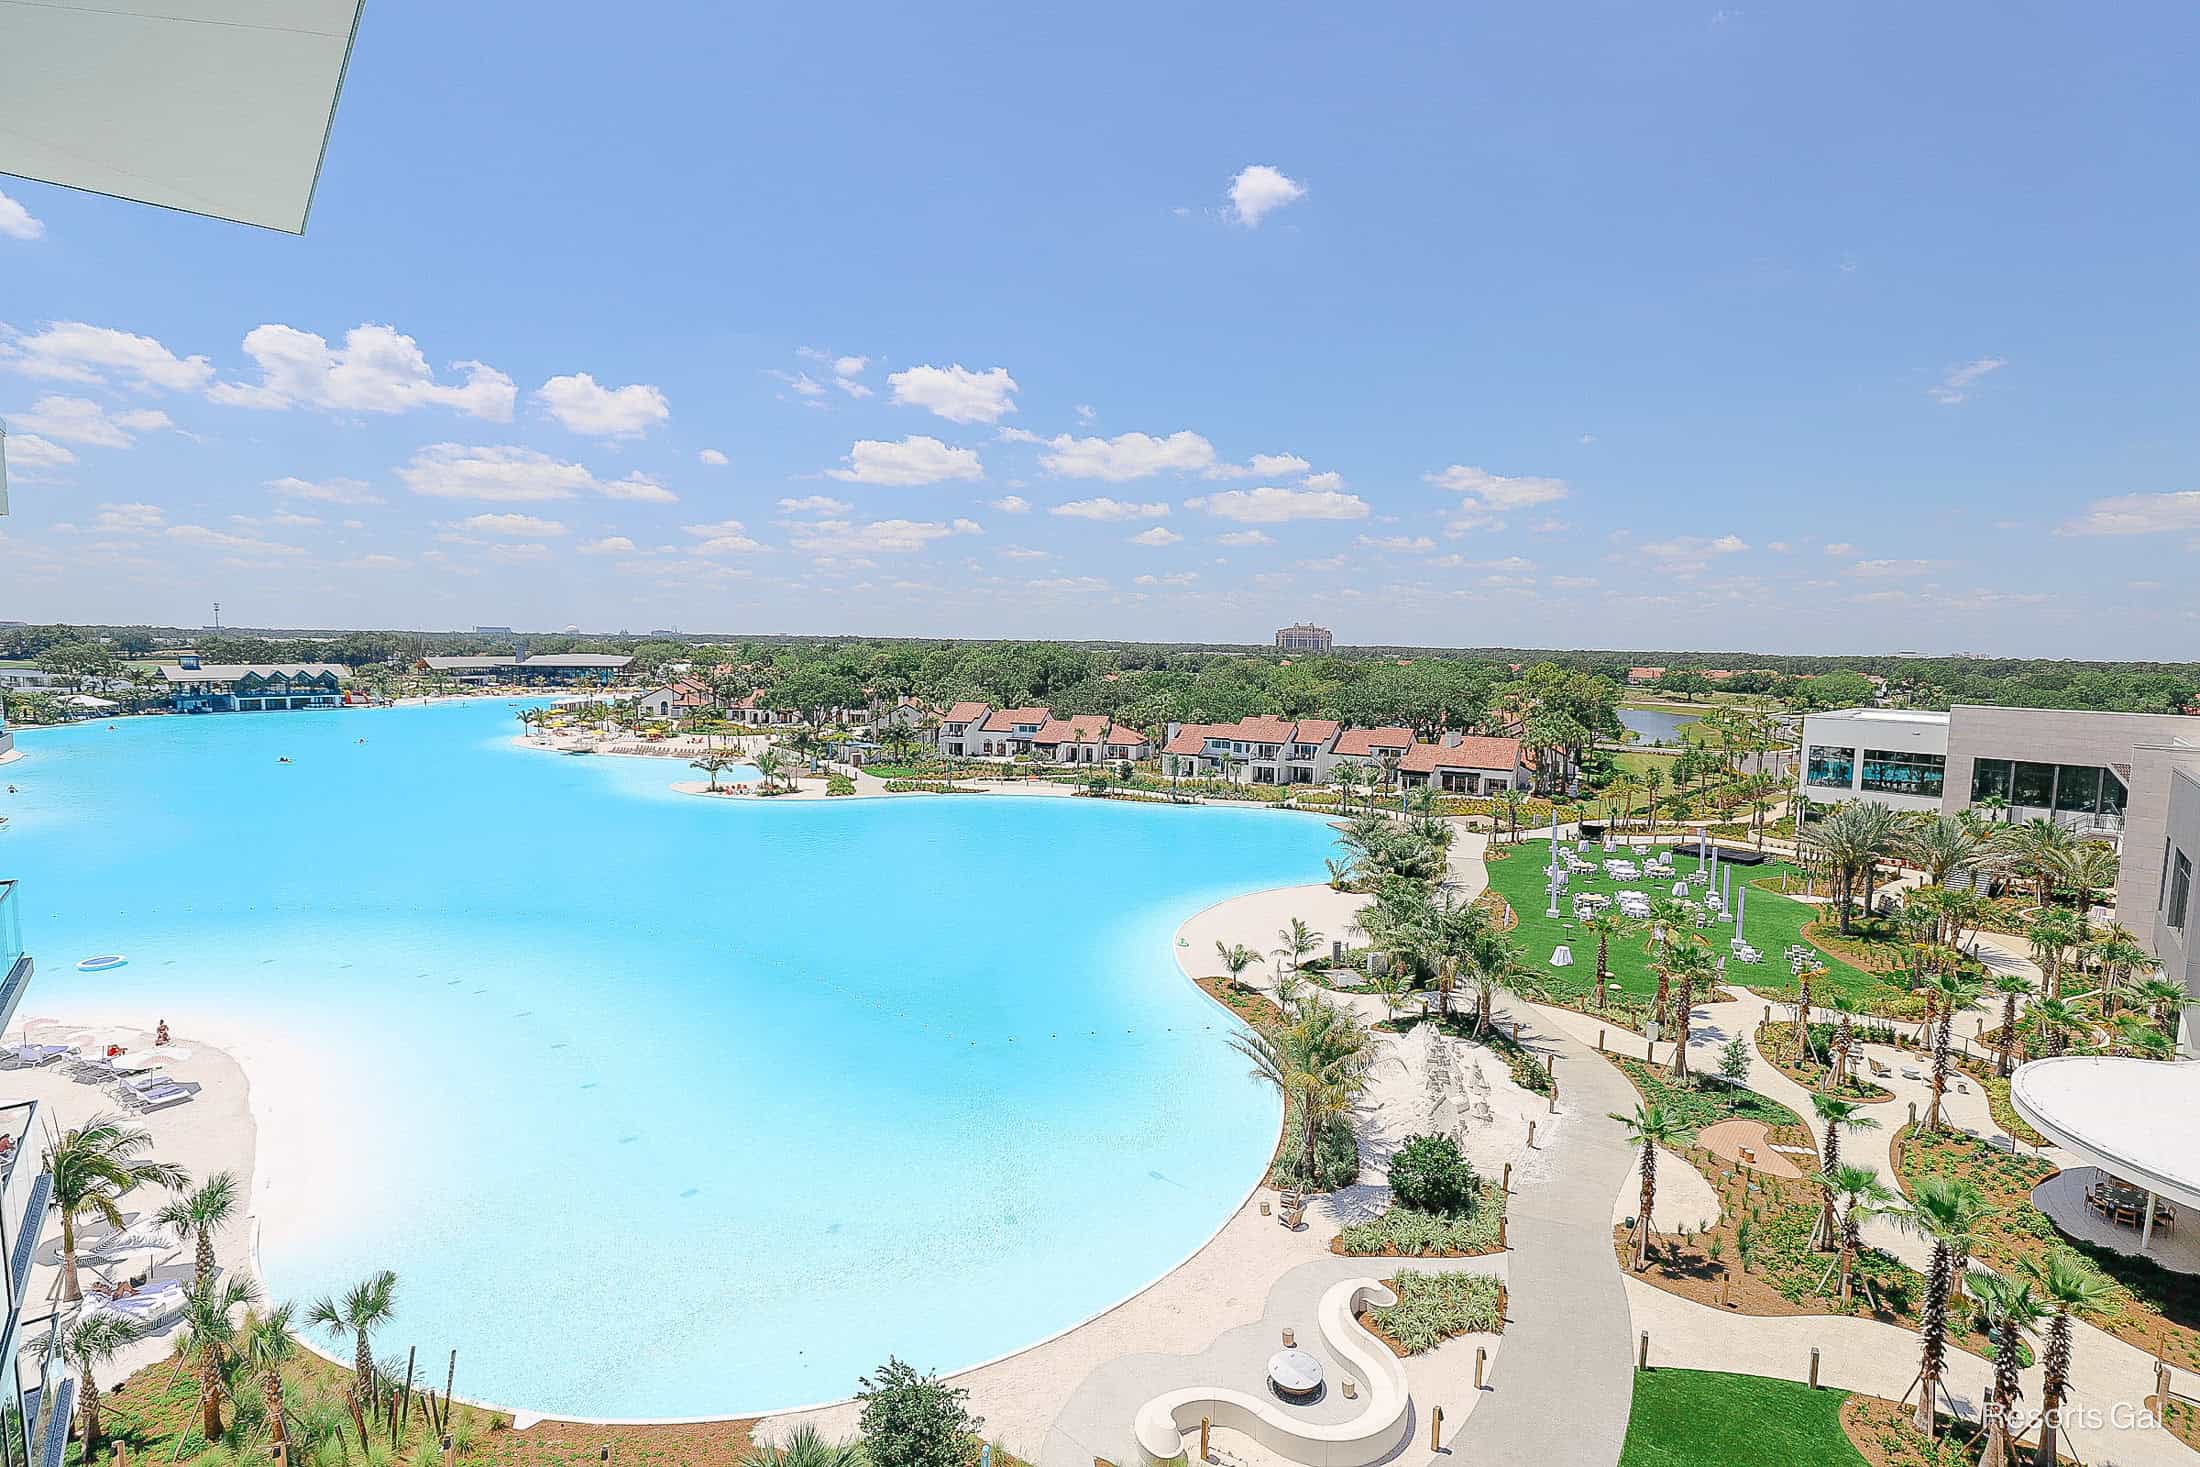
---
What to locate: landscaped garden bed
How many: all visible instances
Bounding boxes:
[1756,1020,1897,1102]
[1892,1122,2200,1371]
[1360,1270,1506,1356]
[1334,1186,1507,1257]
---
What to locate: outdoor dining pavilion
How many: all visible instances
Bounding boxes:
[2011,1055,2200,1271]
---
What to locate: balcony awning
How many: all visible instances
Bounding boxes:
[0,0,365,234]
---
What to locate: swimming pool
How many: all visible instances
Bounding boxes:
[2,701,1337,1418]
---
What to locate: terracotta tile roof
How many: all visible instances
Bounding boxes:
[1029,714,1110,746]
[1290,719,1342,746]
[1399,735,1525,774]
[1332,726,1415,757]
[1163,724,1216,757]
[939,700,991,726]
[982,705,1050,732]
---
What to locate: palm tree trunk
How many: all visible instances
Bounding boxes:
[197,1231,215,1291]
[202,1362,225,1441]
[2036,1315,2072,1467]
[1672,976,1694,1079]
[1300,1096,1320,1182]
[60,1213,83,1303]
[2000,992,2019,1077]
[79,1367,102,1455]
[356,1330,375,1412]
[265,1374,289,1450]
[1915,1243,1951,1435]
[1635,1147,1656,1270]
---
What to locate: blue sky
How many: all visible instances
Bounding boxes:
[3,3,2196,654]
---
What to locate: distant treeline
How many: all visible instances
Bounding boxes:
[3,623,2194,720]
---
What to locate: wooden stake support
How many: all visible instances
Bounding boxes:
[1639,1330,1650,1369]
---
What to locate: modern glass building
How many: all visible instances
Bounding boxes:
[0,882,63,1467]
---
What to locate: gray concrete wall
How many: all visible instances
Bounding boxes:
[1944,706,2200,953]
[2153,763,2200,1040]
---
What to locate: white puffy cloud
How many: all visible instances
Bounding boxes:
[683,518,765,555]
[698,448,729,466]
[1849,557,1939,579]
[1129,526,1182,546]
[778,495,852,515]
[1216,530,1274,547]
[998,545,1052,560]
[90,502,164,534]
[1187,487,1370,523]
[0,190,43,241]
[1630,535,1750,576]
[797,348,872,398]
[268,475,385,506]
[397,443,674,503]
[534,373,669,436]
[1228,165,1307,227]
[9,394,172,447]
[832,356,871,397]
[1051,497,1169,521]
[166,523,306,556]
[888,364,1018,424]
[1134,572,1199,589]
[1203,452,1310,481]
[458,512,566,538]
[2059,490,2200,536]
[579,536,638,555]
[991,494,1031,513]
[208,323,515,420]
[1301,471,1343,492]
[1357,534,1436,553]
[1002,427,1216,481]
[1424,464,1570,510]
[2,321,215,391]
[1927,356,2005,405]
[4,432,76,469]
[789,518,970,556]
[344,553,405,571]
[1823,542,1856,556]
[826,435,983,485]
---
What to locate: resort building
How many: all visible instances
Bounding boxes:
[976,706,1052,756]
[1397,734,1535,795]
[417,653,633,686]
[631,679,716,720]
[1327,726,1417,779]
[1027,715,1152,764]
[934,701,993,756]
[0,877,71,1467]
[1273,622,1333,653]
[1800,704,2200,954]
[2141,738,2200,1047]
[160,657,346,713]
[1161,717,1343,784]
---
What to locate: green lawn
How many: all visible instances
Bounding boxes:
[1620,1370,1864,1467]
[1485,839,1896,1006]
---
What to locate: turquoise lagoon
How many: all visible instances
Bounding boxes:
[3,701,1337,1417]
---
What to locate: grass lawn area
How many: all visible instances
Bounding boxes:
[1485,840,1899,1008]
[1621,1369,1864,1467]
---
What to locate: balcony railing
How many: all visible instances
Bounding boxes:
[0,887,23,1045]
[0,1104,49,1365]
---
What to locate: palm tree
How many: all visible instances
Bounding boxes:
[1825,992,1865,1089]
[45,1114,191,1302]
[2023,1248,2117,1467]
[308,1270,399,1413]
[242,1303,301,1452]
[1333,762,1364,809]
[1611,1104,1697,1270]
[1581,909,1635,1013]
[740,1424,867,1467]
[1491,787,1528,846]
[1988,972,2034,1076]
[1970,1273,2045,1467]
[63,1311,143,1455]
[176,1276,260,1441]
[2028,995,2085,1058]
[1641,767,1665,840]
[1665,943,1717,1080]
[1801,801,1902,933]
[1903,816,1984,889]
[1273,919,1323,979]
[1214,941,1261,990]
[2064,841,2119,906]
[2136,976,2189,1044]
[753,748,787,793]
[2086,926,2149,1013]
[1992,818,2078,907]
[1642,898,1697,1033]
[1923,971,1983,1132]
[1230,996,1375,1187]
[154,1169,241,1293]
[1894,1175,1996,1437]
[1821,1164,1897,1303]
[1607,772,1642,833]
[689,751,735,791]
[2026,906,2088,998]
[1809,1095,1879,1198]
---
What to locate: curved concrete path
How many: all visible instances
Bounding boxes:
[1440,995,1640,1467]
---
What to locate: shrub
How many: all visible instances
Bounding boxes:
[856,1357,982,1467]
[1269,1102,1360,1191]
[826,772,857,796]
[1387,1133,1480,1215]
[1367,1270,1504,1353]
[1335,1190,1505,1256]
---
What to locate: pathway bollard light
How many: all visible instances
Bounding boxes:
[1639,1330,1650,1369]
[1810,1347,1821,1388]
[1430,1406,1443,1452]
[1199,1417,1210,1460]
[1527,1119,1537,1149]
[1499,1214,1507,1248]
[1476,1345,1486,1388]
[1502,1161,1512,1193]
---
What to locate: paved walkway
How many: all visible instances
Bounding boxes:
[1439,994,1639,1467]
[1039,1252,1507,1467]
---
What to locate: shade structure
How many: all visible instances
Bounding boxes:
[0,0,365,233]
[2011,1057,2200,1213]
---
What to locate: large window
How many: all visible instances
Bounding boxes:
[2013,761,2057,808]
[1860,749,1945,799]
[1969,757,2128,818]
[1971,759,2013,804]
[1806,745,1855,790]
[2170,850,2193,934]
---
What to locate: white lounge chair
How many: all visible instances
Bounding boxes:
[128,1083,198,1112]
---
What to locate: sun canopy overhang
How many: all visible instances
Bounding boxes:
[0,0,365,234]
[2010,1056,2200,1212]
